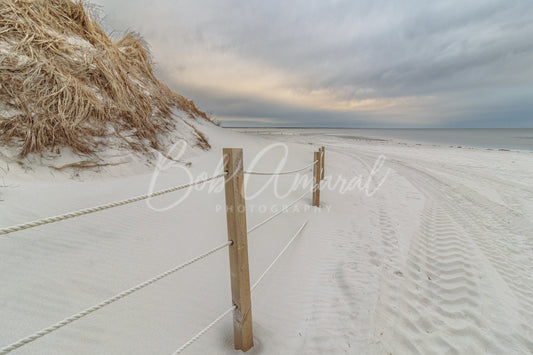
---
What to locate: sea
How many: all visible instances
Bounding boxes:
[235,128,533,151]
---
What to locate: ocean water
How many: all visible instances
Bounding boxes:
[237,128,533,151]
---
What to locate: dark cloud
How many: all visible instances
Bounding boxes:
[93,0,533,127]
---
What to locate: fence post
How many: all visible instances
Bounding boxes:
[313,151,321,207]
[320,146,325,180]
[223,148,254,352]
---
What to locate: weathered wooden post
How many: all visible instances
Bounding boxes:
[320,146,325,180]
[223,148,254,351]
[313,150,322,207]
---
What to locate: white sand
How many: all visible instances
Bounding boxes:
[1,126,533,354]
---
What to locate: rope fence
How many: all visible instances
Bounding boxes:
[0,173,227,236]
[247,186,314,235]
[251,220,308,292]
[173,219,309,354]
[172,305,236,355]
[0,146,326,354]
[0,240,232,355]
[244,160,318,176]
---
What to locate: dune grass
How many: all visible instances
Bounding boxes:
[0,0,210,158]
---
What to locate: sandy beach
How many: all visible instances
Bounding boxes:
[2,125,533,354]
[2,1,533,353]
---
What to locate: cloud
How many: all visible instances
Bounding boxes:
[92,0,533,127]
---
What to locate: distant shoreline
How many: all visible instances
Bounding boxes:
[231,127,533,152]
[224,126,533,130]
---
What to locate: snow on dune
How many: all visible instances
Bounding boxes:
[1,128,533,354]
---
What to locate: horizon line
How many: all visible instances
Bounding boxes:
[221,126,533,130]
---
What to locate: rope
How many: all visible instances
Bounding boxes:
[0,173,227,237]
[1,158,320,353]
[172,219,309,354]
[171,305,236,354]
[247,187,312,235]
[243,160,318,176]
[247,183,318,235]
[0,240,232,355]
[251,220,308,292]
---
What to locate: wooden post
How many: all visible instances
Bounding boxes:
[313,151,321,207]
[223,148,254,352]
[320,146,325,180]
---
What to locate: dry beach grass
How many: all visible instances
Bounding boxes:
[0,0,210,158]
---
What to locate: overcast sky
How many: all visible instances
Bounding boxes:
[92,0,533,128]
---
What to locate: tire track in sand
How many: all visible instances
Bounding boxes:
[375,195,515,354]
[387,160,533,353]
